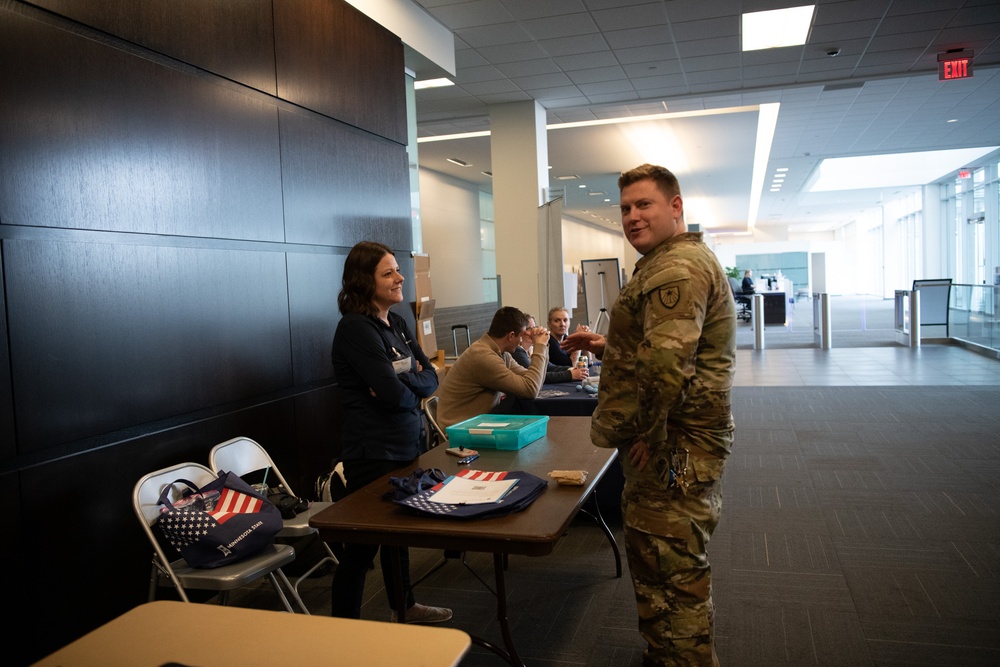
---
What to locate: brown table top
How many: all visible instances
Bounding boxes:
[33,601,471,667]
[310,416,615,557]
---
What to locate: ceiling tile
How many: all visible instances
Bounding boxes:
[426,0,513,28]
[520,13,600,40]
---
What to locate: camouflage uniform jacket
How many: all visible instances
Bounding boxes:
[591,232,736,458]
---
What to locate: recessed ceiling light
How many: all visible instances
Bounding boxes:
[446,158,471,167]
[770,187,781,192]
[947,119,958,123]
[776,167,789,172]
[414,77,454,89]
[578,184,587,188]
[481,171,492,177]
[742,6,815,51]
[556,175,580,180]
[588,191,606,196]
[809,147,1000,191]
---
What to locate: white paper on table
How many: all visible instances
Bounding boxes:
[429,475,519,505]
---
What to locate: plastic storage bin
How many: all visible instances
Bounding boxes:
[445,414,549,450]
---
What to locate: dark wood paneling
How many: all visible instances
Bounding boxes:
[292,384,343,492]
[279,109,412,248]
[31,0,278,94]
[287,252,344,386]
[273,0,407,144]
[0,244,14,461]
[4,239,294,451]
[0,9,284,241]
[15,397,300,666]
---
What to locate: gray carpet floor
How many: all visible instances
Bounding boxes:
[230,383,1000,666]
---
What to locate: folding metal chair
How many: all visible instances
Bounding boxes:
[423,395,448,448]
[209,437,339,600]
[133,462,308,613]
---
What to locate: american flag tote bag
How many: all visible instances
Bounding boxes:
[156,471,282,568]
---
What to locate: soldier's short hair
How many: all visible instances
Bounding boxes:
[619,164,681,200]
[489,306,529,338]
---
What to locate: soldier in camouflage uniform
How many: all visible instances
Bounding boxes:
[562,164,735,666]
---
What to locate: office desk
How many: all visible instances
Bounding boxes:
[33,600,471,667]
[311,416,619,667]
[761,291,787,325]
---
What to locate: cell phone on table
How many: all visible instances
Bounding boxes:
[457,454,479,464]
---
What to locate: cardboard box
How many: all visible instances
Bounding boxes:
[413,252,432,302]
[414,298,438,358]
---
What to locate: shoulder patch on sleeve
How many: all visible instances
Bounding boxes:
[641,266,689,294]
[658,285,680,309]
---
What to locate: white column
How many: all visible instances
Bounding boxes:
[489,101,549,318]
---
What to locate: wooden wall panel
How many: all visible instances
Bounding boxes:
[292,385,344,491]
[0,245,14,461]
[279,109,412,249]
[4,239,293,451]
[287,252,344,387]
[2,0,414,658]
[273,0,406,144]
[30,0,278,94]
[0,9,284,241]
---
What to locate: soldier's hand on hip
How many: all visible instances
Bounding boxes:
[628,439,651,471]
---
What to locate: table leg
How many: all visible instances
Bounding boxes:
[491,551,523,667]
[581,491,623,578]
[461,552,524,666]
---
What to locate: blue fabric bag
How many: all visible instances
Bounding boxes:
[391,469,547,520]
[156,470,283,568]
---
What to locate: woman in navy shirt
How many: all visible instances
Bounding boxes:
[329,241,451,624]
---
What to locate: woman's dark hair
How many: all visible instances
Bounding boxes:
[338,241,394,316]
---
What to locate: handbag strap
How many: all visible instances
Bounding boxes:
[156,478,202,510]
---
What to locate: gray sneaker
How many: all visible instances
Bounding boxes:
[390,603,453,624]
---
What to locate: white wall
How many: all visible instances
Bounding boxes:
[560,217,628,275]
[418,168,485,307]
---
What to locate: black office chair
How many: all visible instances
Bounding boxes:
[728,277,752,322]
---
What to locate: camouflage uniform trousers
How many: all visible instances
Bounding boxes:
[620,428,727,667]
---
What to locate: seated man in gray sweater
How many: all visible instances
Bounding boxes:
[510,314,588,384]
[436,307,550,429]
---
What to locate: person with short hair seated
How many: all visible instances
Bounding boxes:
[511,314,588,384]
[741,269,755,293]
[435,306,549,428]
[546,306,589,366]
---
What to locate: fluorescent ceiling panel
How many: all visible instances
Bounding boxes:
[414,77,454,89]
[742,5,815,51]
[809,147,999,191]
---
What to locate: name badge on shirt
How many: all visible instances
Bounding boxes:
[392,356,411,374]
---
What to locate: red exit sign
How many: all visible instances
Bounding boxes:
[938,50,974,81]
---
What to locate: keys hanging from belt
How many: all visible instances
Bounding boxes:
[669,447,690,494]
